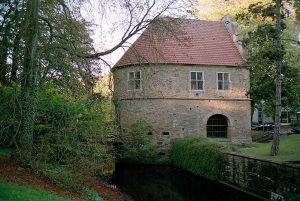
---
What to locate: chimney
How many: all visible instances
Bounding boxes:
[221,16,247,61]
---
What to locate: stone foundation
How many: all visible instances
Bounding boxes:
[117,98,252,147]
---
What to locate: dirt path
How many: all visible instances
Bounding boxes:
[0,156,131,201]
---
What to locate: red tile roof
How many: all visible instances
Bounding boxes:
[114,18,244,68]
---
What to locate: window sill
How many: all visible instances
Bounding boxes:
[190,90,205,92]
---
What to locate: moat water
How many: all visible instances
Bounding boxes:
[113,163,262,201]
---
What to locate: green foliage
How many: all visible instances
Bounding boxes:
[83,188,104,201]
[246,21,300,114]
[240,1,300,115]
[0,86,20,146]
[29,85,118,190]
[37,164,86,191]
[246,23,284,60]
[281,20,300,111]
[0,180,75,201]
[172,137,228,180]
[0,0,97,90]
[0,147,11,157]
[246,2,276,20]
[121,119,159,164]
[0,84,118,190]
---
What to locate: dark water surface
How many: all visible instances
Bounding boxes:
[113,163,263,201]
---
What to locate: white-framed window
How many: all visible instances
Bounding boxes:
[190,71,204,90]
[217,72,230,90]
[128,71,141,90]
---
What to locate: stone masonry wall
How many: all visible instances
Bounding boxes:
[221,153,300,201]
[113,64,252,147]
[118,99,251,148]
[113,64,250,100]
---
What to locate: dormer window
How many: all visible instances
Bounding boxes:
[128,71,141,90]
[190,71,204,90]
[217,72,230,90]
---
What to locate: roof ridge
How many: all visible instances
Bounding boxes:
[155,16,221,23]
[221,16,247,61]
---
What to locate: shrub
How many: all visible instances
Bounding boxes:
[31,86,118,190]
[172,137,228,180]
[121,119,159,163]
[0,84,119,190]
[0,86,20,147]
[83,188,104,201]
[37,164,85,190]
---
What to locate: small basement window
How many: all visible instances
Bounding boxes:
[162,132,169,135]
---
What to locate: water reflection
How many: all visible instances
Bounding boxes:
[114,163,262,201]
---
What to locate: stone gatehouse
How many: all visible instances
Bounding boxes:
[112,17,252,147]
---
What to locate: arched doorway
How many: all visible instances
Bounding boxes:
[207,114,228,138]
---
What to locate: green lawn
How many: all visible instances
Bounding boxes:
[235,134,300,163]
[0,180,75,201]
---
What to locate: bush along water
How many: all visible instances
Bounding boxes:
[33,86,118,190]
[172,137,228,180]
[120,119,160,164]
[0,84,118,192]
[0,86,20,147]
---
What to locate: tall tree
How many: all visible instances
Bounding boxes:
[16,0,39,162]
[239,0,298,155]
[0,0,18,84]
[0,0,26,84]
[7,0,187,162]
[271,0,283,156]
[193,0,300,155]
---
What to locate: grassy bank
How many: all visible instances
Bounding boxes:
[171,135,300,181]
[235,134,300,163]
[0,180,75,201]
[172,137,228,180]
[0,147,112,201]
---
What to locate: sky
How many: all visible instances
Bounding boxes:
[80,0,192,73]
[80,0,125,71]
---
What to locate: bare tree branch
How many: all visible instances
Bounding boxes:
[83,0,179,59]
[39,16,54,44]
[282,38,300,44]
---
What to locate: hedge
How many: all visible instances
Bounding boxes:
[172,137,228,180]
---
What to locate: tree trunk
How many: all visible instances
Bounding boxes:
[271,0,282,156]
[11,30,21,82]
[0,24,11,85]
[16,0,39,163]
[11,2,22,83]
